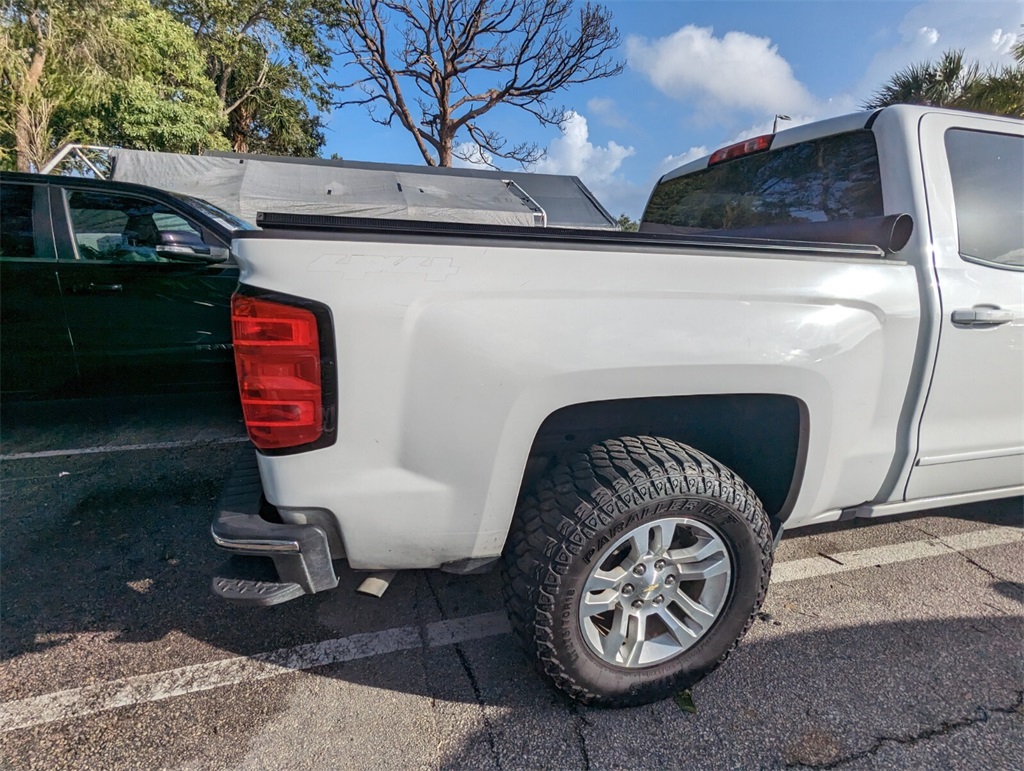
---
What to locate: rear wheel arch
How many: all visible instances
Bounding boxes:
[509,393,808,538]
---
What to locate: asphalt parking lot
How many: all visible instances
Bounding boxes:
[1,395,1022,770]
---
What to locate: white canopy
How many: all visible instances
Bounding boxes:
[110,149,617,229]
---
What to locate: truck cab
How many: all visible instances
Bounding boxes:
[640,106,1024,512]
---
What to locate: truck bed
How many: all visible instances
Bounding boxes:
[244,212,900,259]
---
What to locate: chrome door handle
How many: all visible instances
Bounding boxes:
[951,306,1015,328]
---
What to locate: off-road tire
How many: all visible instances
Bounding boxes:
[502,436,774,707]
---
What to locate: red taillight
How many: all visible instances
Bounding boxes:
[708,134,773,166]
[232,294,323,450]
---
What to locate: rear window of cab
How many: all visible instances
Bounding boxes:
[642,130,883,233]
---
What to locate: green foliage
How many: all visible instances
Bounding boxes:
[1,0,348,170]
[864,41,1024,118]
[616,213,638,231]
[1,0,227,171]
[73,1,229,152]
[673,689,697,714]
[162,0,350,155]
[220,47,327,156]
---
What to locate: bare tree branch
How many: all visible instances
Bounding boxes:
[335,0,622,166]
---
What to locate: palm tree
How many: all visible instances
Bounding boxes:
[974,38,1024,117]
[864,50,981,109]
[864,43,1024,119]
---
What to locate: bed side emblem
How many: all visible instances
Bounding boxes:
[309,254,459,282]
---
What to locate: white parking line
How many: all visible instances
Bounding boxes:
[772,526,1023,583]
[0,528,1019,732]
[0,436,249,461]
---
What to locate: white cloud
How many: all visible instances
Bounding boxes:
[855,1,1022,100]
[587,2,1022,221]
[626,25,818,118]
[534,111,635,187]
[991,29,1019,55]
[533,111,638,219]
[656,147,708,177]
[919,26,941,46]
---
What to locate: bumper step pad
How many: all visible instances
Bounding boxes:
[211,451,338,606]
[213,575,306,606]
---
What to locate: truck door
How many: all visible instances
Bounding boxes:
[51,185,239,392]
[0,180,77,395]
[905,113,1024,499]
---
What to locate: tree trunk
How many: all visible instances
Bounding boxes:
[231,106,252,154]
[15,47,48,172]
[232,131,250,154]
[14,107,35,172]
[438,128,454,167]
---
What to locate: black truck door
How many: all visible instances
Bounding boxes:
[0,180,77,396]
[51,186,239,392]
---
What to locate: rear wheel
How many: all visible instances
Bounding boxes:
[502,436,774,707]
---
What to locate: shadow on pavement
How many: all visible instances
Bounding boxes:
[1,436,1021,686]
[991,581,1024,604]
[779,495,1024,539]
[430,612,1024,770]
[0,421,1022,769]
[0,392,243,454]
[1,420,1021,708]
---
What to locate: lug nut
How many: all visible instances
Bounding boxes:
[654,559,666,570]
[665,574,676,586]
[653,595,665,606]
[633,564,646,576]
[621,584,635,596]
[631,599,644,610]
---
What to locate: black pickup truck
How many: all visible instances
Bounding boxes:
[0,171,253,397]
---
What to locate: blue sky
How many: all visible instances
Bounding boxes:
[322,1,1022,218]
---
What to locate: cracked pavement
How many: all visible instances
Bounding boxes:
[785,691,1024,769]
[1,395,1022,769]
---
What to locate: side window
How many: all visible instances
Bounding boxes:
[944,129,1024,269]
[65,190,208,263]
[0,183,36,258]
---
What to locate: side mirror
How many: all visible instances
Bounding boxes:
[155,231,230,264]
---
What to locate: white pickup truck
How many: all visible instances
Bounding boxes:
[211,105,1023,707]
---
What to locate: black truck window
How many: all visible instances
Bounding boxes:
[66,190,205,262]
[642,130,883,233]
[945,128,1023,269]
[0,184,35,258]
